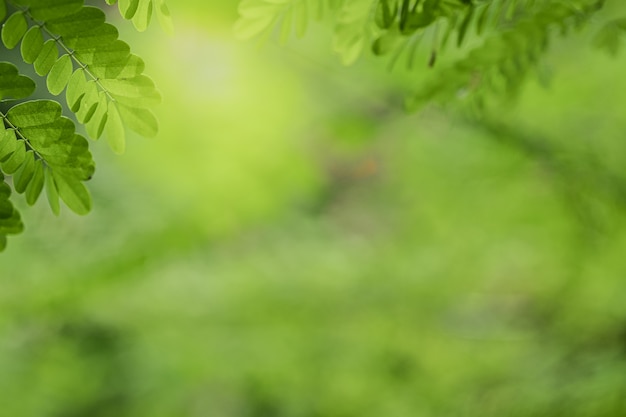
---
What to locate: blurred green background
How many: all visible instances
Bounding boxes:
[2,2,626,416]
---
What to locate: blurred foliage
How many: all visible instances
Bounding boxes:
[2,1,626,416]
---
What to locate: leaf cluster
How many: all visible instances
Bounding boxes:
[0,0,168,251]
[236,0,626,106]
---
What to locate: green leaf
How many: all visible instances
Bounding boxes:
[118,104,158,137]
[0,62,36,100]
[7,100,62,127]
[85,92,108,139]
[0,0,5,22]
[132,0,153,32]
[105,102,125,154]
[44,167,60,215]
[1,12,28,49]
[26,0,83,21]
[372,30,401,56]
[2,140,26,174]
[75,80,99,123]
[34,40,59,76]
[66,69,87,112]
[46,7,106,37]
[99,75,161,107]
[119,0,140,19]
[457,6,475,47]
[89,54,145,79]
[155,0,174,35]
[19,116,75,148]
[52,171,92,215]
[74,40,131,65]
[0,188,11,217]
[13,150,35,193]
[47,54,74,95]
[21,26,44,64]
[62,23,119,50]
[5,100,94,214]
[0,177,23,239]
[234,14,276,40]
[0,208,24,235]
[0,128,17,162]
[25,159,44,205]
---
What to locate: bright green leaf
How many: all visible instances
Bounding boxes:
[0,128,17,162]
[44,167,60,215]
[89,54,145,79]
[1,12,27,49]
[118,104,158,137]
[47,54,74,95]
[105,102,125,154]
[119,0,140,19]
[66,69,87,112]
[2,140,26,174]
[52,171,92,215]
[132,0,153,31]
[75,80,99,123]
[34,40,59,76]
[99,75,161,107]
[155,0,174,35]
[13,150,35,193]
[25,159,44,205]
[85,92,108,139]
[21,26,44,64]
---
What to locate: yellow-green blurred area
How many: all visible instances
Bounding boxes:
[3,2,626,416]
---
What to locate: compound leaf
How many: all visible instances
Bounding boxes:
[4,100,95,214]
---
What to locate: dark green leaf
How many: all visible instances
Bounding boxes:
[46,7,106,37]
[0,62,36,100]
[62,23,119,50]
[7,100,62,128]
